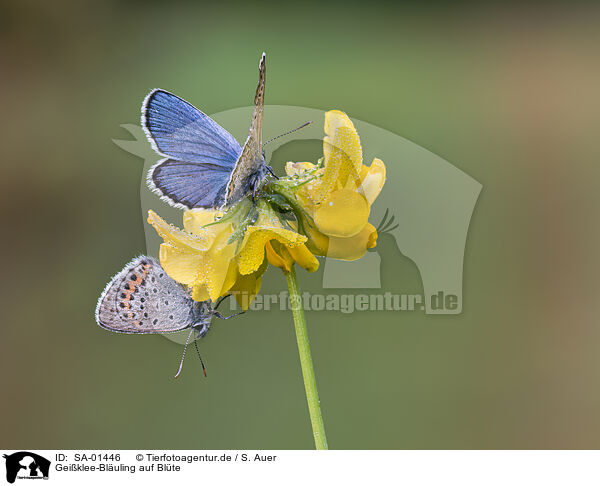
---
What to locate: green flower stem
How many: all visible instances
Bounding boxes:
[285,266,328,450]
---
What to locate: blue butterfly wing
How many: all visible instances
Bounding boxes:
[148,159,230,209]
[142,89,241,165]
[141,89,242,208]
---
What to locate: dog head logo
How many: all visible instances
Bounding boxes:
[3,452,50,483]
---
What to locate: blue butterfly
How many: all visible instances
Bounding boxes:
[141,53,272,209]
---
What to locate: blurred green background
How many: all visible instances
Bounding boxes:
[1,0,599,449]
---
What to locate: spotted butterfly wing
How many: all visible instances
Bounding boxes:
[95,256,210,335]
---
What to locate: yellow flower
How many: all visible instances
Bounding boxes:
[148,209,238,302]
[148,207,267,309]
[313,188,369,237]
[282,110,386,260]
[237,200,317,275]
[266,240,319,274]
[148,197,319,309]
[222,200,317,305]
[222,249,269,310]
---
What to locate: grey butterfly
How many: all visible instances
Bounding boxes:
[95,256,237,377]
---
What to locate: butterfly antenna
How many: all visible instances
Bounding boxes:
[194,339,207,377]
[263,121,312,146]
[174,328,194,379]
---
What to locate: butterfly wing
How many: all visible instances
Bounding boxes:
[249,52,266,148]
[148,158,230,209]
[224,52,267,206]
[142,89,241,164]
[142,89,242,209]
[95,256,198,334]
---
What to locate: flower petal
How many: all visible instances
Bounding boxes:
[266,240,320,274]
[229,255,268,310]
[204,242,237,301]
[237,202,307,275]
[183,208,223,235]
[191,284,210,302]
[314,189,370,237]
[303,222,331,257]
[288,244,319,272]
[357,158,386,205]
[319,110,363,201]
[148,210,211,251]
[325,223,378,261]
[239,226,306,274]
[159,243,204,286]
[266,241,292,273]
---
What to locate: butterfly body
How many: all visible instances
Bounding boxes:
[95,256,212,337]
[227,153,269,202]
[142,53,269,209]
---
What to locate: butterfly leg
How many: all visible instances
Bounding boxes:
[213,310,246,320]
[192,320,211,338]
[252,182,258,203]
